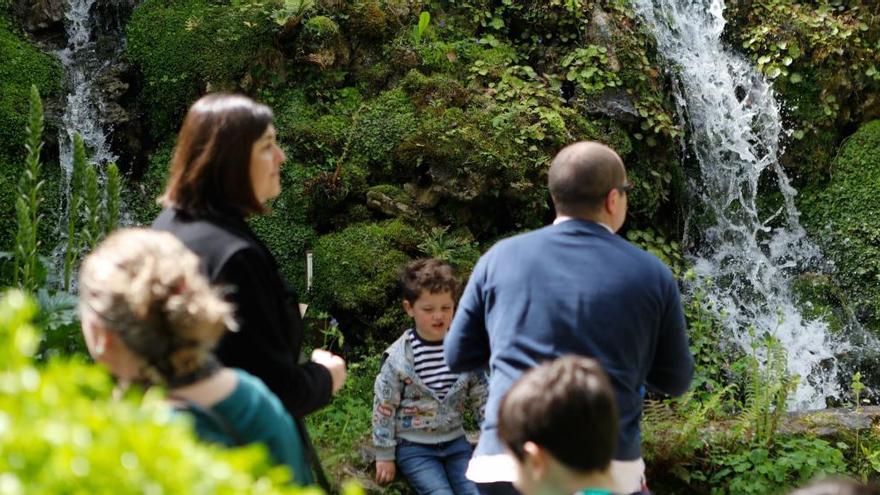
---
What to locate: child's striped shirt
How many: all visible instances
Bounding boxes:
[408,329,458,400]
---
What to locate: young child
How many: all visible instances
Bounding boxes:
[497,356,618,495]
[373,258,488,495]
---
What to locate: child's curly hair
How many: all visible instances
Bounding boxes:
[79,228,235,385]
[398,258,460,303]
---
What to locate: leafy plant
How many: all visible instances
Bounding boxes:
[63,133,87,291]
[560,45,623,94]
[411,11,431,45]
[709,436,846,494]
[417,226,480,274]
[105,162,121,236]
[62,134,123,290]
[13,85,45,293]
[0,289,351,494]
[307,352,382,483]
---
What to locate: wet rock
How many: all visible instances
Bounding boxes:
[583,89,640,123]
[403,183,443,208]
[92,0,137,38]
[366,186,416,218]
[584,7,621,72]
[14,0,66,35]
[782,407,880,437]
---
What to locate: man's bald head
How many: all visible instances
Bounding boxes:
[548,141,626,219]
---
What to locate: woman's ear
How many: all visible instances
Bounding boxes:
[81,314,109,361]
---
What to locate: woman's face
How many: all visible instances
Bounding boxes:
[249,124,286,204]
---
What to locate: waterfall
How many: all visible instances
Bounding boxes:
[630,0,844,409]
[54,0,137,288]
[58,0,117,176]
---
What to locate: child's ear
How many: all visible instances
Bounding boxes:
[402,299,415,317]
[523,441,549,479]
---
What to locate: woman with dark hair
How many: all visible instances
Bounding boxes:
[152,94,346,486]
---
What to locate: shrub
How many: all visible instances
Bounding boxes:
[0,290,333,494]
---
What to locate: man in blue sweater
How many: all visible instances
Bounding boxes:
[445,141,694,495]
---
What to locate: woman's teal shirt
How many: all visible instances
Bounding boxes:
[187,369,314,485]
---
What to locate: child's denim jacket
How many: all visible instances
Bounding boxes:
[372,330,488,461]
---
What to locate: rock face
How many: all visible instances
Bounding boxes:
[782,407,880,437]
[14,0,66,37]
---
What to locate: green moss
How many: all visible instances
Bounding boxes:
[310,220,419,341]
[348,88,418,178]
[800,120,880,332]
[126,0,275,136]
[0,20,62,162]
[367,183,411,205]
[303,15,339,40]
[790,273,848,334]
[400,69,469,109]
[129,142,173,226]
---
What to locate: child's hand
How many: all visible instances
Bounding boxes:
[375,460,396,485]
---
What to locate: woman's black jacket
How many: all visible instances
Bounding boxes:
[153,207,333,419]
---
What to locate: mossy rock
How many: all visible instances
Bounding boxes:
[310,220,420,342]
[790,273,849,334]
[126,0,276,136]
[800,120,880,332]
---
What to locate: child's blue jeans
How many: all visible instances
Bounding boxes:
[396,436,479,495]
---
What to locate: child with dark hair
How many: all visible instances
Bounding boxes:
[373,258,488,495]
[498,356,618,495]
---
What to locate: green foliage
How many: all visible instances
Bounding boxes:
[127,0,277,135]
[417,226,481,275]
[0,20,61,260]
[727,2,880,179]
[708,436,847,494]
[800,120,880,332]
[411,11,431,45]
[644,332,847,494]
[0,290,332,494]
[307,353,381,481]
[34,289,85,359]
[740,332,797,447]
[626,228,684,277]
[0,20,61,163]
[129,141,173,226]
[560,45,623,94]
[310,220,419,341]
[82,164,102,250]
[64,134,87,290]
[105,163,121,236]
[61,134,117,290]
[12,86,44,293]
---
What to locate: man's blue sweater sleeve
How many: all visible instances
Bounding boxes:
[646,274,694,396]
[445,255,491,373]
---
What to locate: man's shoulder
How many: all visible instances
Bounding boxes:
[617,239,676,277]
[482,225,555,256]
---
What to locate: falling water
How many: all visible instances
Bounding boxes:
[630,0,843,409]
[58,0,117,176]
